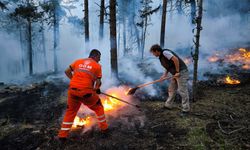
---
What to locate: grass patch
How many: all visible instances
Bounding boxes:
[175,117,215,149]
[187,127,213,149]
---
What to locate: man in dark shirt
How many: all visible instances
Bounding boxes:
[150,44,190,116]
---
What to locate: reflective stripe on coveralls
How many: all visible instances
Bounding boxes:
[75,68,97,81]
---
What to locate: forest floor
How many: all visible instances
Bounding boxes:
[0,75,249,150]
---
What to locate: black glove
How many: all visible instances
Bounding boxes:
[96,89,101,94]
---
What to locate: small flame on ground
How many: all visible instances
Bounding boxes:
[242,64,250,70]
[208,48,250,70]
[208,56,220,62]
[72,116,91,128]
[224,76,240,85]
[239,48,247,52]
[103,95,125,111]
[72,86,131,128]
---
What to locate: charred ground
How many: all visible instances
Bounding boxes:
[0,76,249,150]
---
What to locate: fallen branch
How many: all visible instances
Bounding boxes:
[151,123,163,129]
[229,115,234,121]
[217,121,245,135]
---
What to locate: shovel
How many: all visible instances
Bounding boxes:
[127,76,172,95]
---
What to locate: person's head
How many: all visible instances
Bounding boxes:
[89,49,101,62]
[150,44,162,57]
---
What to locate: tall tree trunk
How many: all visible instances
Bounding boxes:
[141,16,148,59]
[41,24,48,70]
[84,0,89,42]
[19,25,26,73]
[160,0,167,47]
[131,0,141,54]
[192,0,203,101]
[190,0,196,24]
[53,4,59,73]
[109,0,118,78]
[122,17,127,56]
[121,0,127,56]
[99,0,104,40]
[117,23,120,54]
[134,23,141,55]
[42,0,48,70]
[27,18,33,75]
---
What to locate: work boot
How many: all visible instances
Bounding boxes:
[178,111,189,117]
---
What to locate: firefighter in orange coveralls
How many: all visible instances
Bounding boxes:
[57,49,108,141]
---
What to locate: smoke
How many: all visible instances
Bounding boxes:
[201,14,250,52]
[1,0,249,83]
[1,0,249,135]
[197,0,250,76]
[73,85,145,133]
[0,31,25,82]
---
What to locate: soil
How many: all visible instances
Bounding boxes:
[0,78,249,150]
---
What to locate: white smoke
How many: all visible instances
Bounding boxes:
[0,1,249,85]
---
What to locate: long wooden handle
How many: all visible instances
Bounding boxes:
[101,92,140,108]
[137,76,172,88]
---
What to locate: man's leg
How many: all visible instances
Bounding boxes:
[165,78,177,109]
[58,91,81,138]
[86,94,108,132]
[177,70,190,112]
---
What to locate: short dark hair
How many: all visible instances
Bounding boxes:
[89,49,101,58]
[150,44,162,52]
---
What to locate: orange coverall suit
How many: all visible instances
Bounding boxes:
[58,58,108,138]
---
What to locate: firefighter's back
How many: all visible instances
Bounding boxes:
[69,58,102,89]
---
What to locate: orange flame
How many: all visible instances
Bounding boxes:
[242,64,250,70]
[208,48,250,70]
[224,76,240,85]
[72,86,131,128]
[72,116,91,128]
[239,48,247,52]
[208,56,220,62]
[102,94,126,111]
[224,48,250,63]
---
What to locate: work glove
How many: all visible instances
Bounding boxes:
[160,74,168,82]
[96,89,101,94]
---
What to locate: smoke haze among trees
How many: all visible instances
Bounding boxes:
[0,0,249,85]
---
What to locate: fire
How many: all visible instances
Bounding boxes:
[224,76,240,85]
[224,48,250,63]
[208,48,250,70]
[208,55,220,62]
[239,48,247,52]
[101,88,130,112]
[72,86,131,128]
[102,93,126,111]
[242,64,250,70]
[72,116,91,128]
[243,51,250,58]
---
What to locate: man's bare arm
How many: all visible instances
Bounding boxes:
[171,56,180,73]
[65,67,73,79]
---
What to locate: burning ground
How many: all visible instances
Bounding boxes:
[0,73,249,149]
[0,47,250,149]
